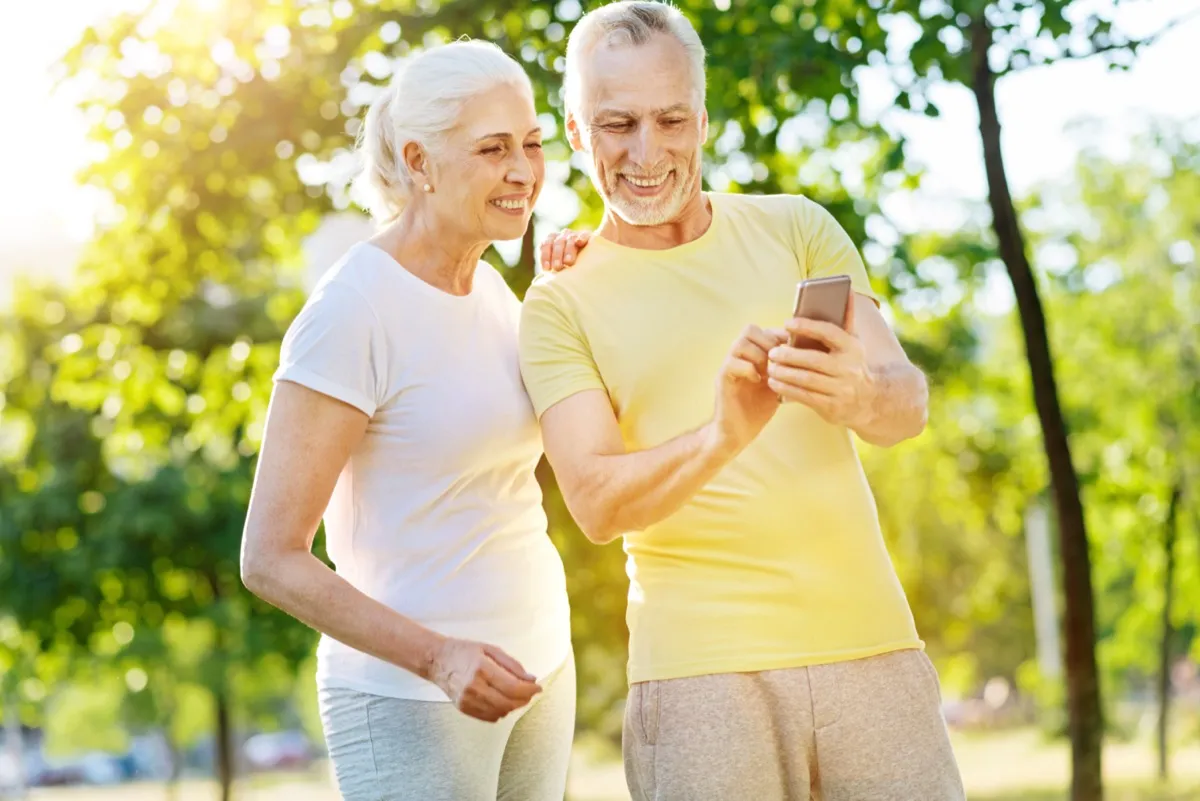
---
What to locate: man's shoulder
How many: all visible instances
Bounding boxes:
[714,191,818,219]
[526,244,617,300]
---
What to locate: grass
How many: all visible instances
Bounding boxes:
[18,728,1200,801]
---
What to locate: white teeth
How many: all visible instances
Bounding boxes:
[490,198,527,210]
[623,173,669,187]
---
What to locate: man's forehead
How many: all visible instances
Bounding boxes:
[580,37,698,117]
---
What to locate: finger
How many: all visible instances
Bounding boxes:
[785,317,857,352]
[724,357,763,383]
[737,324,781,354]
[456,687,505,722]
[767,345,839,376]
[766,364,839,396]
[481,658,541,703]
[767,378,833,417]
[763,327,790,347]
[482,644,538,683]
[457,697,497,722]
[460,685,518,724]
[551,233,569,270]
[732,340,769,368]
[563,231,590,265]
[539,238,553,271]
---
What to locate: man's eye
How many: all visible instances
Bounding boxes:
[524,142,543,151]
[663,118,685,127]
[481,146,503,155]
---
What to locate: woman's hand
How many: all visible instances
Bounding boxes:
[540,230,592,272]
[430,637,543,722]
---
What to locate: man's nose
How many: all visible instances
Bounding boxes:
[629,125,664,168]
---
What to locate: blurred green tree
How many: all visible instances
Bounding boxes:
[0,279,318,797]
[839,3,1194,796]
[1024,122,1200,777]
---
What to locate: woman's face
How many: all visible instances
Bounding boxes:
[425,82,545,244]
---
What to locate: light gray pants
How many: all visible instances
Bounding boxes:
[320,655,575,801]
[624,649,964,801]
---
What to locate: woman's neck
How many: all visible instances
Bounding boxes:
[370,210,487,296]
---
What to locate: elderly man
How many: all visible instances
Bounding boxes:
[519,2,965,799]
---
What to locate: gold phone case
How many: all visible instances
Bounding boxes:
[789,275,851,350]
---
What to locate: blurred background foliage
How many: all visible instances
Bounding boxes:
[1,1,1198,799]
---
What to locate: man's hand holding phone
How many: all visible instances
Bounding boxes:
[767,277,878,430]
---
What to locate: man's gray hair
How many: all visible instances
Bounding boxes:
[564,1,707,115]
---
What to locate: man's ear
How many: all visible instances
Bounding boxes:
[565,111,585,152]
[402,141,429,186]
[700,108,709,144]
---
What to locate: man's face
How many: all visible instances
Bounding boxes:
[568,34,707,227]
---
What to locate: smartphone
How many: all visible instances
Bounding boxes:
[789,275,852,350]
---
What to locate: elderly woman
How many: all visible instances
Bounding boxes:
[240,40,578,801]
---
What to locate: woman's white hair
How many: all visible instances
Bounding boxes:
[354,39,532,223]
[564,1,706,116]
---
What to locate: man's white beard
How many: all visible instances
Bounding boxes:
[607,171,690,227]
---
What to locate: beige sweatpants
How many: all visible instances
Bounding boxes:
[623,649,965,801]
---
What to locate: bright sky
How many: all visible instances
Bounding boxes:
[1,0,1198,306]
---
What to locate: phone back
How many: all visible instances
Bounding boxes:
[789,275,851,350]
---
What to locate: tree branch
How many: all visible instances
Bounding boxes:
[1005,10,1200,76]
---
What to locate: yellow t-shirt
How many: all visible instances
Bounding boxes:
[519,192,921,683]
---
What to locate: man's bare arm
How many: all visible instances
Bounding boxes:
[768,293,928,447]
[539,326,784,545]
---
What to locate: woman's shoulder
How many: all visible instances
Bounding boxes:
[297,244,390,325]
[473,259,524,301]
[320,241,393,292]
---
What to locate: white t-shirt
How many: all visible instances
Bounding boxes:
[274,242,572,701]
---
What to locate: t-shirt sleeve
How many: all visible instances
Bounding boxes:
[274,279,386,417]
[518,281,607,419]
[793,196,879,303]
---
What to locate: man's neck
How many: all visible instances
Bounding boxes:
[598,189,712,251]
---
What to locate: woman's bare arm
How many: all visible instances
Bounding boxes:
[240,381,539,721]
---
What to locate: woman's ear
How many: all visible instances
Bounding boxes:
[402,141,429,187]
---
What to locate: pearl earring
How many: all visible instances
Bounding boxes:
[422,183,432,193]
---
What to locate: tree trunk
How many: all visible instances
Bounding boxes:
[165,736,182,801]
[214,686,234,801]
[3,695,27,799]
[1157,482,1181,780]
[516,221,538,296]
[970,19,1103,801]
[207,569,235,801]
